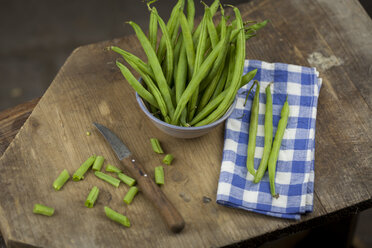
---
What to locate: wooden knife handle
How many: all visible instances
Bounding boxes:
[122,156,185,233]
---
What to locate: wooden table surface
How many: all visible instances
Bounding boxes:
[0,0,371,247]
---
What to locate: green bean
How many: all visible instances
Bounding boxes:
[191,70,257,126]
[198,61,225,111]
[171,86,177,107]
[241,69,258,89]
[118,173,136,187]
[33,204,54,217]
[246,81,260,176]
[152,10,174,86]
[254,84,273,183]
[92,155,105,171]
[171,27,232,125]
[171,19,180,47]
[162,154,174,165]
[175,45,187,103]
[173,36,183,73]
[224,45,236,90]
[148,6,158,50]
[179,12,195,77]
[122,54,170,123]
[104,206,130,227]
[188,8,209,121]
[199,25,232,92]
[123,186,139,205]
[210,61,229,100]
[174,43,188,126]
[206,7,219,49]
[157,0,184,62]
[155,166,165,185]
[194,7,209,70]
[194,6,245,126]
[95,171,120,188]
[190,90,228,126]
[110,46,155,80]
[197,21,230,110]
[116,61,159,109]
[105,164,121,174]
[73,155,96,181]
[129,21,174,116]
[268,96,289,198]
[150,138,164,154]
[52,169,70,191]
[192,0,220,43]
[218,5,227,40]
[85,186,99,208]
[187,0,195,31]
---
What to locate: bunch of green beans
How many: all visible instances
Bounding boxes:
[111,0,267,126]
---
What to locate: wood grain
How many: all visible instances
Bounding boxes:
[0,0,371,247]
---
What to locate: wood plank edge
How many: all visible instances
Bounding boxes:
[221,198,372,248]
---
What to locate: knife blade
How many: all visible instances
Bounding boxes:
[93,122,185,233]
[93,122,131,160]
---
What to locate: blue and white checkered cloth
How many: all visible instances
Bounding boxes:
[216,60,322,220]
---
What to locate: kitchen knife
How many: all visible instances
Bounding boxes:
[93,122,185,233]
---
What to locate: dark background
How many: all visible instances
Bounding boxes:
[0,0,371,247]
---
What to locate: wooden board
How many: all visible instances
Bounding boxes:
[0,0,371,247]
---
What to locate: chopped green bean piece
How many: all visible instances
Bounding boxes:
[53,169,70,191]
[33,204,54,216]
[94,171,120,188]
[150,138,164,154]
[72,155,96,181]
[85,186,99,208]
[105,164,122,174]
[92,156,105,171]
[104,206,130,227]
[123,186,139,205]
[162,154,174,165]
[155,166,164,185]
[118,173,136,187]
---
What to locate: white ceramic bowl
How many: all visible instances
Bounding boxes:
[136,92,237,139]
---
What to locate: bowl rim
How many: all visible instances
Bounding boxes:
[135,92,237,131]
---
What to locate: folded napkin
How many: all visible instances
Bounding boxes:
[216,60,322,220]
